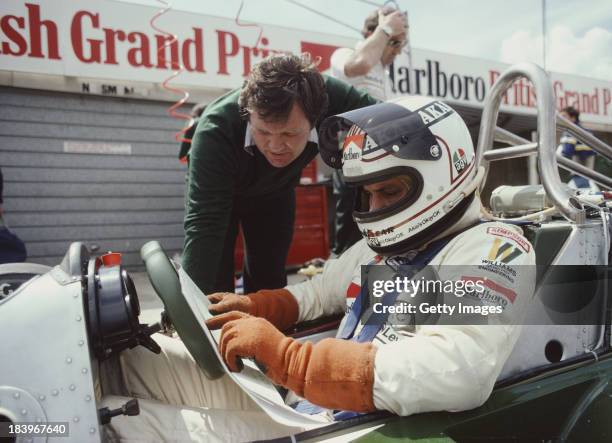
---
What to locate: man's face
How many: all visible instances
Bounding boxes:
[362,176,412,212]
[249,102,312,168]
[381,32,406,66]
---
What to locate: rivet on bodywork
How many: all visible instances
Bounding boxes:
[38,395,45,401]
[13,392,20,399]
[76,315,82,321]
[82,368,88,374]
[85,395,92,402]
[90,427,96,434]
[69,384,76,391]
[73,417,80,423]
[78,340,84,346]
[66,357,73,364]
[21,409,27,415]
[51,389,59,396]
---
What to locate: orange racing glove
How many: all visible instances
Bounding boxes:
[207,289,299,332]
[206,311,377,413]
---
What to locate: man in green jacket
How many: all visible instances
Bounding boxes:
[183,54,377,294]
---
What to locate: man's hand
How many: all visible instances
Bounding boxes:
[207,289,299,332]
[378,9,407,36]
[207,311,287,374]
[206,310,377,412]
[207,292,253,315]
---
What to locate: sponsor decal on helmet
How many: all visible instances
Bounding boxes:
[368,236,382,247]
[408,209,441,232]
[366,231,404,246]
[343,146,361,161]
[361,133,385,160]
[416,101,454,126]
[362,227,395,238]
[342,133,363,161]
[453,148,468,173]
[342,125,369,161]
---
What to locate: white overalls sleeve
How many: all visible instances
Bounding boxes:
[287,239,374,322]
[372,222,536,416]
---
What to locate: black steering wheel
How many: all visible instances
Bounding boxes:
[140,241,225,380]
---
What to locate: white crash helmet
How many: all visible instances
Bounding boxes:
[319,96,480,254]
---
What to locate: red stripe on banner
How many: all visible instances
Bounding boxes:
[461,276,517,303]
[346,282,361,299]
[300,41,340,72]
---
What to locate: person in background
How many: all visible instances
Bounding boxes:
[0,167,27,264]
[557,106,597,190]
[329,6,407,255]
[178,102,207,164]
[183,54,376,295]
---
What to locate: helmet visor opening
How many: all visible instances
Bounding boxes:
[354,170,423,223]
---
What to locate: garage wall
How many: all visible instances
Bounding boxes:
[0,86,189,269]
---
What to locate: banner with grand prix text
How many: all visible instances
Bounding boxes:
[1,0,611,125]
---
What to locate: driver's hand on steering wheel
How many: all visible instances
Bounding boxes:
[208,289,299,332]
[208,292,253,315]
[206,311,282,374]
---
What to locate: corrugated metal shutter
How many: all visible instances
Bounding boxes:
[0,86,188,269]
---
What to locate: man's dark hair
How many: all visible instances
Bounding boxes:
[562,106,580,123]
[239,54,329,127]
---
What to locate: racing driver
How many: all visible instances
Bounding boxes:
[101,96,536,442]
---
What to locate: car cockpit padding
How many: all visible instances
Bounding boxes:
[140,241,225,380]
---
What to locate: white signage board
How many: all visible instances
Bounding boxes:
[1,0,611,126]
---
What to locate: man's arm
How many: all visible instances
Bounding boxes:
[183,116,238,294]
[288,239,374,322]
[323,75,379,117]
[343,10,406,77]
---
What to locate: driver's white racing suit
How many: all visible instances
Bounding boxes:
[101,199,536,442]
